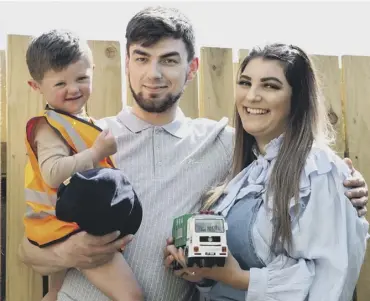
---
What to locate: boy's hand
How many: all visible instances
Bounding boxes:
[92,129,117,162]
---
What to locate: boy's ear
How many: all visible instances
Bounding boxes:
[27,79,40,92]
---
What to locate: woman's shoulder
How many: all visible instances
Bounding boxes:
[302,145,351,186]
[288,146,351,220]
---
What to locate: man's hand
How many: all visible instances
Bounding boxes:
[343,158,368,217]
[54,231,133,270]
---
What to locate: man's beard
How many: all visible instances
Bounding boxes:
[129,82,184,113]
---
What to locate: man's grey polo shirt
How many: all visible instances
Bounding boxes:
[58,107,234,301]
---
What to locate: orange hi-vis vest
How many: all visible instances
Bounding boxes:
[24,107,115,247]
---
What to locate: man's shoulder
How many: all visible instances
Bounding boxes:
[95,113,235,142]
[95,115,119,125]
[184,116,235,156]
[95,115,123,133]
[186,116,235,138]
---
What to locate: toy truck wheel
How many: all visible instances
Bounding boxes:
[187,257,196,267]
[187,256,200,268]
[201,258,207,267]
[203,258,220,268]
[215,257,226,267]
[185,247,194,267]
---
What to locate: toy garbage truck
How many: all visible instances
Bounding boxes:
[172,210,228,268]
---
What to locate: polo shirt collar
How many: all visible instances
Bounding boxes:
[117,106,190,139]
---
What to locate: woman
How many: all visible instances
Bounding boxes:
[164,43,369,300]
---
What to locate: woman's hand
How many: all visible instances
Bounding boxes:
[186,252,250,290]
[163,237,204,282]
[163,238,249,290]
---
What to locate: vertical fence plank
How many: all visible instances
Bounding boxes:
[199,47,234,122]
[1,51,6,174]
[87,41,122,119]
[233,49,249,104]
[179,74,199,118]
[235,49,249,78]
[0,49,5,299]
[6,34,44,301]
[342,55,370,301]
[238,49,249,65]
[310,55,345,156]
[1,50,6,144]
[233,61,238,90]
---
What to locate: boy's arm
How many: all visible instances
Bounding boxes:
[34,119,98,188]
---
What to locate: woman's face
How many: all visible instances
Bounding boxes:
[235,57,292,147]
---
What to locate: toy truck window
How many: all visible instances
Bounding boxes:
[194,219,224,233]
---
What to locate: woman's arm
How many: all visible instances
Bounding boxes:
[170,157,369,301]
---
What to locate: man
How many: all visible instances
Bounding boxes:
[18,6,368,301]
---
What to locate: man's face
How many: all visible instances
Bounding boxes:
[126,38,197,113]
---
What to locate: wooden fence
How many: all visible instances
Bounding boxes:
[0,34,369,301]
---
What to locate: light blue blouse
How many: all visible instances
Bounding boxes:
[198,135,369,301]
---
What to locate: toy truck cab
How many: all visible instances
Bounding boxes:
[173,211,228,268]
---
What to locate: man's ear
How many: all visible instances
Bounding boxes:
[27,79,41,92]
[186,57,199,81]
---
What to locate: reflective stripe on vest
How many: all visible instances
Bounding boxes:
[24,108,115,247]
[45,110,88,153]
[25,202,55,218]
[25,188,57,206]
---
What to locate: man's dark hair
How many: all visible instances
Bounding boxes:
[26,29,92,82]
[125,6,196,61]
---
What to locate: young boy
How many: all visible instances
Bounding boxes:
[23,29,143,301]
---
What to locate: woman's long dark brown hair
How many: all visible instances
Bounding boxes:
[203,43,333,253]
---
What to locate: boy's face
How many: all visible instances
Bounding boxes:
[126,38,198,113]
[28,57,93,115]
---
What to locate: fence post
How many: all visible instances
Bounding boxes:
[6,34,45,301]
[342,55,370,301]
[86,40,123,119]
[199,47,234,123]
